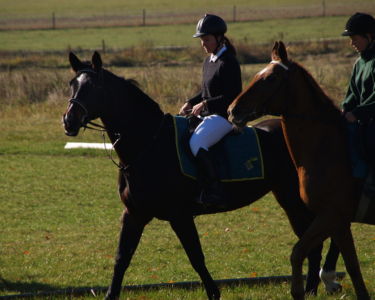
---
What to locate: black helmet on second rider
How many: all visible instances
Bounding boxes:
[193,14,227,38]
[342,12,375,36]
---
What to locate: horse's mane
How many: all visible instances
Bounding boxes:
[102,68,163,115]
[293,61,341,116]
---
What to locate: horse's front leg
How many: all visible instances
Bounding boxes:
[105,210,152,300]
[170,216,220,300]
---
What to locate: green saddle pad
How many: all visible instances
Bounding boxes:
[173,116,264,182]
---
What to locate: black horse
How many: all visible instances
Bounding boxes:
[63,52,339,300]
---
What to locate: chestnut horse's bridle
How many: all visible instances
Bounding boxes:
[250,61,342,125]
[246,60,291,119]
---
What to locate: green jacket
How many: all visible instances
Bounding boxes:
[342,45,375,122]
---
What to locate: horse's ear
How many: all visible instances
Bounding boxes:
[271,41,289,63]
[277,41,288,63]
[271,41,280,61]
[92,51,102,71]
[69,52,86,72]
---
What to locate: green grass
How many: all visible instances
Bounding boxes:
[0,0,372,20]
[0,1,373,299]
[0,145,374,299]
[0,16,353,51]
[0,60,374,299]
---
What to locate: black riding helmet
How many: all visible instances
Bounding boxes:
[342,12,375,36]
[193,14,227,38]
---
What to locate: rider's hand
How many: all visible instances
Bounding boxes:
[191,101,206,116]
[179,102,192,116]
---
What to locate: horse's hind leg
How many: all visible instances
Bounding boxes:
[170,216,220,300]
[332,225,370,300]
[105,210,152,300]
[290,214,335,300]
[272,189,323,295]
[320,239,342,293]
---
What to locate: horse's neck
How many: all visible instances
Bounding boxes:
[282,81,347,169]
[100,82,164,167]
[281,73,356,209]
[103,113,164,167]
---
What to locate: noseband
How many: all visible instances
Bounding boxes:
[68,97,106,131]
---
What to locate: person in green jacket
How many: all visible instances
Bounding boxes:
[341,12,375,179]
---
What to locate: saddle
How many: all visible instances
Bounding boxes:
[173,115,264,182]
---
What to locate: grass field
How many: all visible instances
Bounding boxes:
[0,16,354,52]
[1,0,369,18]
[0,0,374,30]
[0,2,374,298]
[0,102,374,300]
[0,57,374,299]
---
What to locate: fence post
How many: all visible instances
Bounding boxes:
[142,9,146,26]
[102,40,106,53]
[233,5,237,22]
[322,0,326,17]
[52,12,56,29]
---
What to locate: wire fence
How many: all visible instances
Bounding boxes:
[1,2,374,30]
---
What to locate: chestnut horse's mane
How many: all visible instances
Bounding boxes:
[292,61,341,117]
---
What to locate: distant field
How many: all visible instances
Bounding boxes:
[0,0,373,19]
[0,16,351,52]
[0,0,374,29]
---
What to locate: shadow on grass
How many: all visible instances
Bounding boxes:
[0,277,108,299]
[0,277,57,293]
[0,273,347,299]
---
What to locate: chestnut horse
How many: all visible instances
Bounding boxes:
[229,41,372,300]
[63,51,338,300]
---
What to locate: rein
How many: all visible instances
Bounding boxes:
[68,96,166,174]
[68,68,168,173]
[68,96,124,169]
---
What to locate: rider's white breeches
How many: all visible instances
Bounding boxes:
[189,114,233,157]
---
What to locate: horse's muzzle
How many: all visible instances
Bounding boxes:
[62,102,86,136]
[62,113,80,136]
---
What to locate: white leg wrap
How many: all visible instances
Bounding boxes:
[319,269,342,293]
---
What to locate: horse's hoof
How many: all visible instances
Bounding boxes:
[326,282,342,294]
[319,269,342,294]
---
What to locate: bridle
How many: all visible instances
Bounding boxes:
[67,68,107,131]
[68,97,106,132]
[243,60,342,125]
[66,68,167,172]
[243,60,290,120]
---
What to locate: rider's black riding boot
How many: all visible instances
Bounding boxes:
[195,148,226,209]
